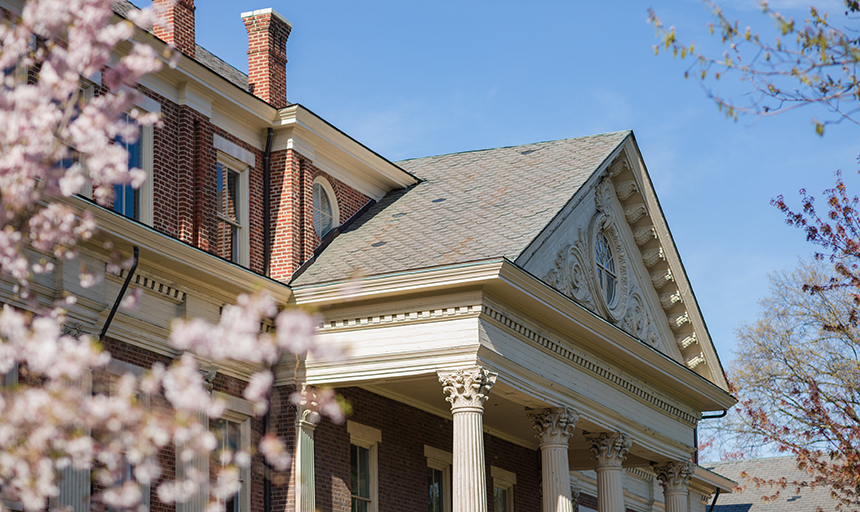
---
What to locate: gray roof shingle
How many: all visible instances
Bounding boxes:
[113,1,250,92]
[292,131,630,286]
[707,457,840,511]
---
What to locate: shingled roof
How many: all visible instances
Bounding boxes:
[114,1,250,93]
[706,457,840,511]
[292,131,630,286]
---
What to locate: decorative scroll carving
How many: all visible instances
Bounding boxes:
[651,460,695,493]
[622,294,661,349]
[590,212,630,322]
[540,229,598,313]
[614,180,638,201]
[624,204,648,224]
[438,366,497,410]
[659,291,682,310]
[586,432,632,469]
[198,365,218,391]
[667,312,690,331]
[526,407,579,445]
[641,247,665,267]
[650,269,673,289]
[633,226,657,246]
[676,333,697,349]
[62,322,89,337]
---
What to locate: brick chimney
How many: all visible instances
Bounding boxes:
[242,8,291,109]
[153,0,196,58]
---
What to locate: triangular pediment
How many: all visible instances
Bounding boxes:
[516,136,727,390]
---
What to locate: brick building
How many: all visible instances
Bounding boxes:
[0,1,738,511]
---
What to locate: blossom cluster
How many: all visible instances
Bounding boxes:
[0,1,343,511]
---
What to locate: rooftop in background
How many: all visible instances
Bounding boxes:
[292,131,630,286]
[706,457,840,512]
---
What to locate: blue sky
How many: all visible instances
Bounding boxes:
[176,0,859,370]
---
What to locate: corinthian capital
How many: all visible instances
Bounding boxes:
[651,460,695,493]
[526,407,579,445]
[437,366,497,411]
[585,432,632,469]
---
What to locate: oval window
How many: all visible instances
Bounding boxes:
[313,181,334,237]
[595,231,617,305]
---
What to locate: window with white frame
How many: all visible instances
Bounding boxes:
[491,466,516,512]
[312,176,339,238]
[348,421,380,512]
[210,392,252,512]
[424,446,452,512]
[113,111,141,220]
[215,154,249,265]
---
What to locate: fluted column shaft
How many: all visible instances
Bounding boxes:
[438,367,498,512]
[527,407,579,512]
[586,433,632,512]
[652,460,694,512]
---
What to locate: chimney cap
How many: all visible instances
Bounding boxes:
[240,8,292,28]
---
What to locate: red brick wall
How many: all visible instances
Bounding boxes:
[153,0,196,58]
[268,149,373,282]
[243,11,290,108]
[100,338,299,512]
[313,387,541,512]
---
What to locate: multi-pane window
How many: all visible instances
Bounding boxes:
[351,443,371,512]
[493,486,509,512]
[491,466,515,512]
[427,466,444,512]
[113,112,141,220]
[212,418,242,512]
[595,231,617,304]
[313,180,334,237]
[216,162,241,262]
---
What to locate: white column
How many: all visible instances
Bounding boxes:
[527,407,578,512]
[438,366,498,512]
[585,432,631,512]
[295,406,319,512]
[652,460,694,512]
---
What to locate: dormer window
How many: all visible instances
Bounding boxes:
[595,231,616,305]
[313,177,339,238]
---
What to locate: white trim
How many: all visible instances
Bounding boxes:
[215,153,250,266]
[347,420,382,444]
[240,8,293,28]
[211,393,253,512]
[313,175,340,234]
[348,421,379,512]
[492,467,516,512]
[425,446,452,512]
[214,135,256,168]
[491,466,517,486]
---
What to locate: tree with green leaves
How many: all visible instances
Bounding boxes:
[650,1,860,509]
[648,1,860,135]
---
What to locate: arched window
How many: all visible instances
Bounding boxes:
[313,177,339,238]
[595,231,617,305]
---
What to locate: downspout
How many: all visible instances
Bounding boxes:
[99,246,139,341]
[708,489,721,512]
[263,127,274,276]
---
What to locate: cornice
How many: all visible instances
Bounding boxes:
[275,104,417,200]
[65,196,293,303]
[480,304,698,425]
[291,259,506,305]
[293,257,734,412]
[494,261,736,412]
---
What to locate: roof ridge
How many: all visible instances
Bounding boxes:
[395,130,632,163]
